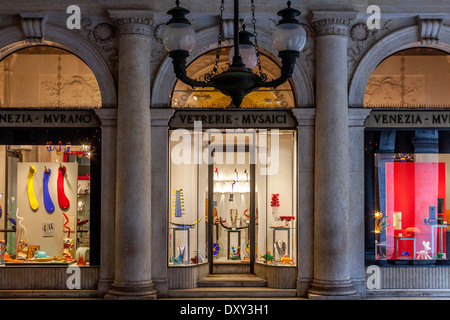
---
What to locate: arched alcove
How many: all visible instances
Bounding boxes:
[152,25,314,108]
[349,24,450,108]
[0,23,116,108]
[363,47,450,108]
[0,45,101,108]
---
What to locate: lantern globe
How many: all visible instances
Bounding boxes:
[272,22,306,52]
[163,22,196,52]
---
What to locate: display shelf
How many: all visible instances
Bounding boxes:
[75,177,90,250]
[170,227,191,264]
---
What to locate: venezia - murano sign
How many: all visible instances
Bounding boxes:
[0,110,99,127]
[365,110,450,128]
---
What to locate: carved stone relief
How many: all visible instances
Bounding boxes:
[347,19,394,81]
[41,74,101,107]
[76,18,118,73]
[364,52,450,108]
[0,47,101,108]
[364,75,426,107]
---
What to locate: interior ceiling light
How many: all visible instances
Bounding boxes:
[163,0,306,107]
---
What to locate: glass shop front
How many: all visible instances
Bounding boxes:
[0,114,101,267]
[365,110,450,265]
[168,109,298,273]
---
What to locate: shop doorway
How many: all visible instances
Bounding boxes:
[207,139,257,274]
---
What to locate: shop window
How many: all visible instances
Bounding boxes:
[0,141,96,265]
[366,130,450,264]
[168,128,297,267]
[0,46,101,108]
[171,47,296,109]
[364,48,450,108]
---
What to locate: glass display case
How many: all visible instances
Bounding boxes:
[374,152,448,261]
[168,130,207,266]
[64,151,91,250]
[168,128,297,269]
[0,145,92,265]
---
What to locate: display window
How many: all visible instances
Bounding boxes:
[0,126,100,266]
[366,129,450,264]
[169,127,297,268]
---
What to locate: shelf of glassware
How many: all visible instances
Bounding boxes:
[76,192,90,247]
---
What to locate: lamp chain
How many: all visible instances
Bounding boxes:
[209,0,225,79]
[251,0,266,81]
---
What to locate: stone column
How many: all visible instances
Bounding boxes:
[309,12,358,299]
[348,108,371,297]
[150,108,175,297]
[291,108,315,298]
[106,10,156,299]
[94,108,118,296]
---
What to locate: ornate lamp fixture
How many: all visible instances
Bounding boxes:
[163,0,306,107]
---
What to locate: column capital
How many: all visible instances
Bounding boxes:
[109,10,154,36]
[311,11,357,37]
[291,108,316,127]
[151,108,175,127]
[348,108,371,127]
[95,108,118,127]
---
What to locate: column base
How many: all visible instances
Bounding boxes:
[105,282,157,300]
[97,278,114,297]
[296,278,313,298]
[308,279,359,299]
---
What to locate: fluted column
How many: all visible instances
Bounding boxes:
[106,10,156,300]
[309,12,358,299]
[94,108,118,296]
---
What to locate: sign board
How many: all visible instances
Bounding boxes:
[169,109,297,129]
[0,110,100,127]
[365,110,450,128]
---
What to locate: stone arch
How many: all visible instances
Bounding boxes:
[151,24,314,108]
[0,22,117,108]
[349,24,450,108]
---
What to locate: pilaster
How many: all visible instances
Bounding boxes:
[94,108,118,297]
[150,108,175,297]
[348,108,371,297]
[291,108,315,298]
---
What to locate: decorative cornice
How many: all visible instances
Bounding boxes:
[20,12,48,43]
[417,15,444,46]
[311,11,357,37]
[108,10,153,37]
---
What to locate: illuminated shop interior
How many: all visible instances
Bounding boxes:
[0,144,92,265]
[168,129,297,269]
